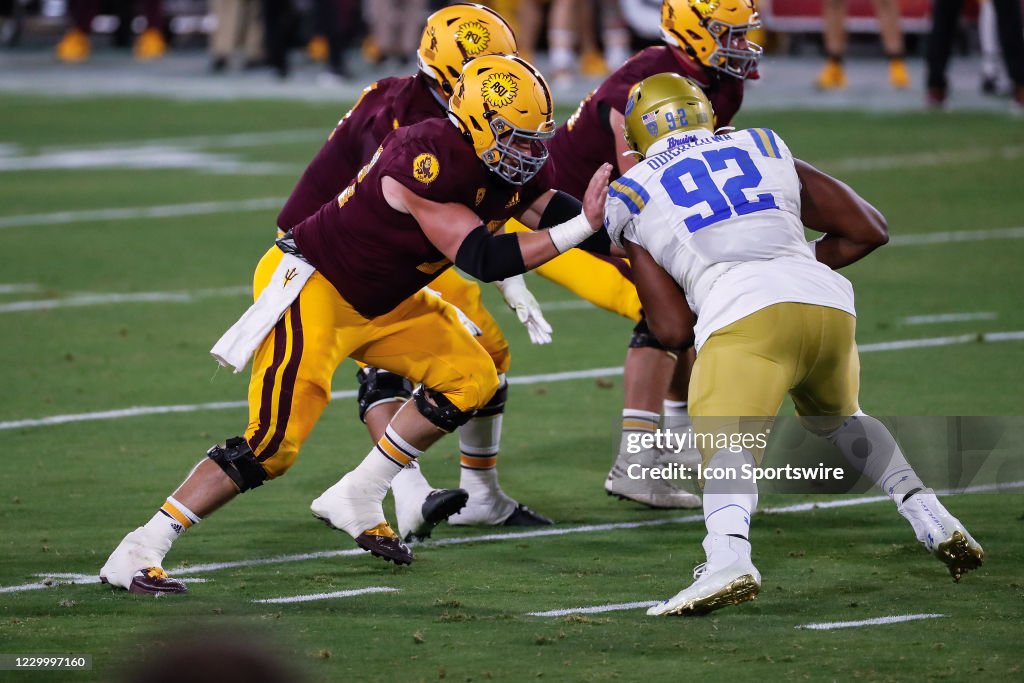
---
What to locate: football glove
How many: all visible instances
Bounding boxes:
[495,275,553,345]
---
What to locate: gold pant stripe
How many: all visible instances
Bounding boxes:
[253,299,304,462]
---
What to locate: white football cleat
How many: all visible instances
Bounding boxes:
[648,535,760,616]
[311,473,412,565]
[396,487,469,542]
[605,448,701,509]
[897,489,984,582]
[99,527,185,594]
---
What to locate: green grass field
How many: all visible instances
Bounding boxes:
[1,94,1023,682]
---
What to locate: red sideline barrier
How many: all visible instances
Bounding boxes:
[760,0,934,33]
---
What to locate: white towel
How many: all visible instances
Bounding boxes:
[210,252,315,373]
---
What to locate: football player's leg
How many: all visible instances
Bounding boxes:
[351,363,458,541]
[651,306,796,616]
[793,306,983,580]
[102,250,348,592]
[313,291,499,557]
[425,270,548,526]
[606,320,701,508]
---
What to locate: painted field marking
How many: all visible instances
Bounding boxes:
[889,226,1024,246]
[4,329,1024,432]
[527,601,660,617]
[825,145,1024,173]
[2,480,1019,595]
[0,197,286,229]
[0,283,41,295]
[35,128,326,153]
[900,312,997,325]
[0,286,251,313]
[252,586,399,604]
[796,613,946,630]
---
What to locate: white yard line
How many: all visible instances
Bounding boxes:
[0,286,252,313]
[2,480,1018,595]
[889,226,1024,246]
[36,129,326,154]
[252,586,399,604]
[0,197,285,229]
[4,329,1023,432]
[527,601,660,617]
[796,613,946,631]
[0,283,41,294]
[900,312,997,325]
[825,146,1024,173]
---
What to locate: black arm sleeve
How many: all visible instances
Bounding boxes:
[455,225,527,283]
[539,190,612,255]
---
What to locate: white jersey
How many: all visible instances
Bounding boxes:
[604,127,856,350]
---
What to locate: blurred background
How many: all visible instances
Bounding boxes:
[1,0,1021,111]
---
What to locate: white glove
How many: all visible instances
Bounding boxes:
[423,287,482,337]
[495,275,553,345]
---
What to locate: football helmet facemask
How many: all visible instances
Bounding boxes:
[418,3,519,97]
[661,0,762,79]
[623,72,715,157]
[449,54,555,185]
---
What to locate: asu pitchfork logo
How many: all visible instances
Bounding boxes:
[283,268,298,287]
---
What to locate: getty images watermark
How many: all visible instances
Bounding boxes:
[624,427,846,483]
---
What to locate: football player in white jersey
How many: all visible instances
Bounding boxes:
[604,73,985,616]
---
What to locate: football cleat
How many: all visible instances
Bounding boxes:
[110,567,188,595]
[648,535,760,616]
[897,490,984,582]
[605,448,701,509]
[396,488,469,542]
[311,474,413,565]
[55,29,90,63]
[889,58,910,89]
[134,27,167,61]
[502,503,553,526]
[99,526,174,592]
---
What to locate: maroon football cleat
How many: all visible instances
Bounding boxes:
[124,567,188,595]
[354,523,414,565]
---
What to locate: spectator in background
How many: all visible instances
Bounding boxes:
[364,0,429,66]
[209,0,264,72]
[926,0,1024,110]
[55,0,166,62]
[520,0,631,85]
[261,0,296,78]
[815,0,908,90]
[312,0,362,82]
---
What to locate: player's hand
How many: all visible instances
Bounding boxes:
[423,287,482,336]
[583,162,613,230]
[495,275,553,345]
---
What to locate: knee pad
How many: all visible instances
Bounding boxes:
[207,436,268,493]
[629,317,670,351]
[475,376,508,418]
[356,367,414,423]
[413,387,475,433]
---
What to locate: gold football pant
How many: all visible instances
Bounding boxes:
[688,302,861,464]
[243,247,500,479]
[428,267,511,375]
[504,219,642,322]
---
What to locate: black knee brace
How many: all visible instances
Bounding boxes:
[356,367,414,423]
[475,379,508,418]
[207,436,267,492]
[628,317,670,351]
[413,387,474,433]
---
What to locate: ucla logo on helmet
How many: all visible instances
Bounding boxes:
[481,72,518,108]
[641,110,659,136]
[457,21,490,56]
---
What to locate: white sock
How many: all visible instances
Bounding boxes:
[825,411,925,504]
[549,29,575,72]
[352,425,422,498]
[603,28,631,68]
[703,449,757,539]
[391,460,433,504]
[619,409,658,458]
[145,496,201,546]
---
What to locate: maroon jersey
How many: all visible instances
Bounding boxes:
[546,46,745,199]
[277,73,445,231]
[291,118,555,318]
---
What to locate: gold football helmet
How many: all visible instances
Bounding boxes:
[661,0,762,79]
[623,73,715,157]
[449,54,555,184]
[418,3,519,97]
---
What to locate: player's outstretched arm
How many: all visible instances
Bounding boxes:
[383,164,611,282]
[623,239,695,350]
[796,159,889,269]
